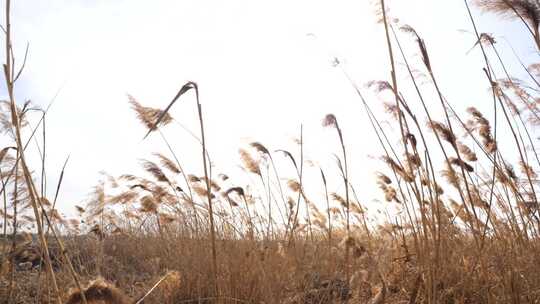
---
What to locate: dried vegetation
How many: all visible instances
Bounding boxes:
[2,0,540,303]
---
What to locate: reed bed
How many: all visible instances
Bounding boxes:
[1,0,540,303]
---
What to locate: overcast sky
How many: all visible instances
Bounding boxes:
[0,0,537,220]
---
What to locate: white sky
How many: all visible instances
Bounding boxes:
[0,0,537,219]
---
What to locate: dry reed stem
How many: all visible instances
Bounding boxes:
[144,81,219,299]
[2,1,69,302]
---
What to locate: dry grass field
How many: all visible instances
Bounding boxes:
[2,0,540,303]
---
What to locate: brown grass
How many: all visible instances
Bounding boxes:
[65,278,131,304]
[1,0,540,303]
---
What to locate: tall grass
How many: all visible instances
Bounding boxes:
[1,0,540,303]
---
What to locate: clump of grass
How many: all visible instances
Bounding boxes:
[65,278,131,304]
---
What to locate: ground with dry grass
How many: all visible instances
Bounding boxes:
[2,0,540,303]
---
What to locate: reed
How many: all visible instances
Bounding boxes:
[1,1,540,303]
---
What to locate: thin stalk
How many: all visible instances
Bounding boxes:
[2,0,64,301]
[320,168,332,248]
[6,155,18,304]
